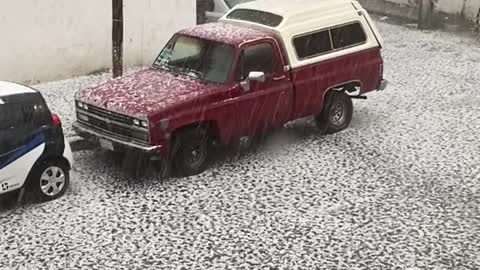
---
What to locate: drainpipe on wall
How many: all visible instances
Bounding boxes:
[418,0,434,29]
[475,8,480,33]
[112,0,124,78]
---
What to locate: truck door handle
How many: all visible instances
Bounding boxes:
[273,75,286,81]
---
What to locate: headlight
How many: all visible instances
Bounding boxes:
[77,101,89,110]
[133,119,149,129]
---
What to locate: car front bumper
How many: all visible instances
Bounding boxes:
[72,121,163,154]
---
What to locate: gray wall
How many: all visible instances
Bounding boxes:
[0,0,196,84]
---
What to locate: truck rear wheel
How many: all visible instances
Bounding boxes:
[172,128,212,177]
[315,91,353,134]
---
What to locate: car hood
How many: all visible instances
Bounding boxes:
[76,67,222,118]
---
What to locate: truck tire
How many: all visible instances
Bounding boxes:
[315,91,353,134]
[173,128,212,176]
[27,160,70,202]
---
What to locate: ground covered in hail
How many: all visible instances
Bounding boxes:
[0,19,479,269]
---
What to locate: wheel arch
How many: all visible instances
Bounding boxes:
[171,121,220,140]
[322,80,363,102]
[170,120,220,155]
[24,155,71,191]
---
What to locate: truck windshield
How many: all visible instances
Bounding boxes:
[225,0,254,8]
[153,34,235,84]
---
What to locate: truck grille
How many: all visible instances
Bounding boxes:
[76,105,149,143]
[87,105,132,125]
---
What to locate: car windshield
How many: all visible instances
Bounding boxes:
[153,34,235,84]
[225,0,255,8]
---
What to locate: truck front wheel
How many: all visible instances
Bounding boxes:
[315,91,353,134]
[172,128,212,177]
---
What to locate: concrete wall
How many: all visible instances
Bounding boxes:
[436,0,480,22]
[359,0,480,23]
[0,0,195,84]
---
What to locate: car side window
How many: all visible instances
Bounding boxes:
[0,104,23,131]
[0,99,49,155]
[236,43,278,81]
[0,104,23,154]
[0,96,48,134]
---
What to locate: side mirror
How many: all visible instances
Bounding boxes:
[240,71,266,92]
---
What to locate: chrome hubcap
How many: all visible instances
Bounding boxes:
[40,166,66,197]
[330,101,346,126]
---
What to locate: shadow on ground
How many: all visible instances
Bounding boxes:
[72,117,323,181]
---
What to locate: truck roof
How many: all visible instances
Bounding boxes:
[219,0,382,69]
[179,22,273,46]
[220,0,362,31]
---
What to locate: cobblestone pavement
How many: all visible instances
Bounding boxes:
[1,19,479,270]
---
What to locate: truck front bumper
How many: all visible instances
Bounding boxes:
[378,79,388,91]
[72,121,163,154]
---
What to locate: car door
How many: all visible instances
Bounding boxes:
[232,41,293,137]
[0,94,48,194]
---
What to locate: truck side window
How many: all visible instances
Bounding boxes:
[237,43,278,80]
[293,30,332,59]
[330,22,366,50]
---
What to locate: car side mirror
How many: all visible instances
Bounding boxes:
[240,71,266,92]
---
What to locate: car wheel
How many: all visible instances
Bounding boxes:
[173,128,212,177]
[315,91,353,134]
[28,160,70,202]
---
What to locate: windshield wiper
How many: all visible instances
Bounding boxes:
[154,62,206,82]
[184,68,204,80]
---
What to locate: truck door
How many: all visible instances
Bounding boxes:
[233,41,293,137]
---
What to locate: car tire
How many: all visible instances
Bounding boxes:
[27,160,70,202]
[0,189,22,209]
[315,91,353,134]
[173,128,212,177]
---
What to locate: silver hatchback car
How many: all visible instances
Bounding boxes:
[203,0,254,23]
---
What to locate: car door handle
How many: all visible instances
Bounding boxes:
[273,75,286,81]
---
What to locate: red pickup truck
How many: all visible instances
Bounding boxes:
[73,0,387,176]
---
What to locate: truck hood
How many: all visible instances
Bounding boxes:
[76,67,222,118]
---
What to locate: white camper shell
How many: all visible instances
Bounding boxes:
[219,0,384,69]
